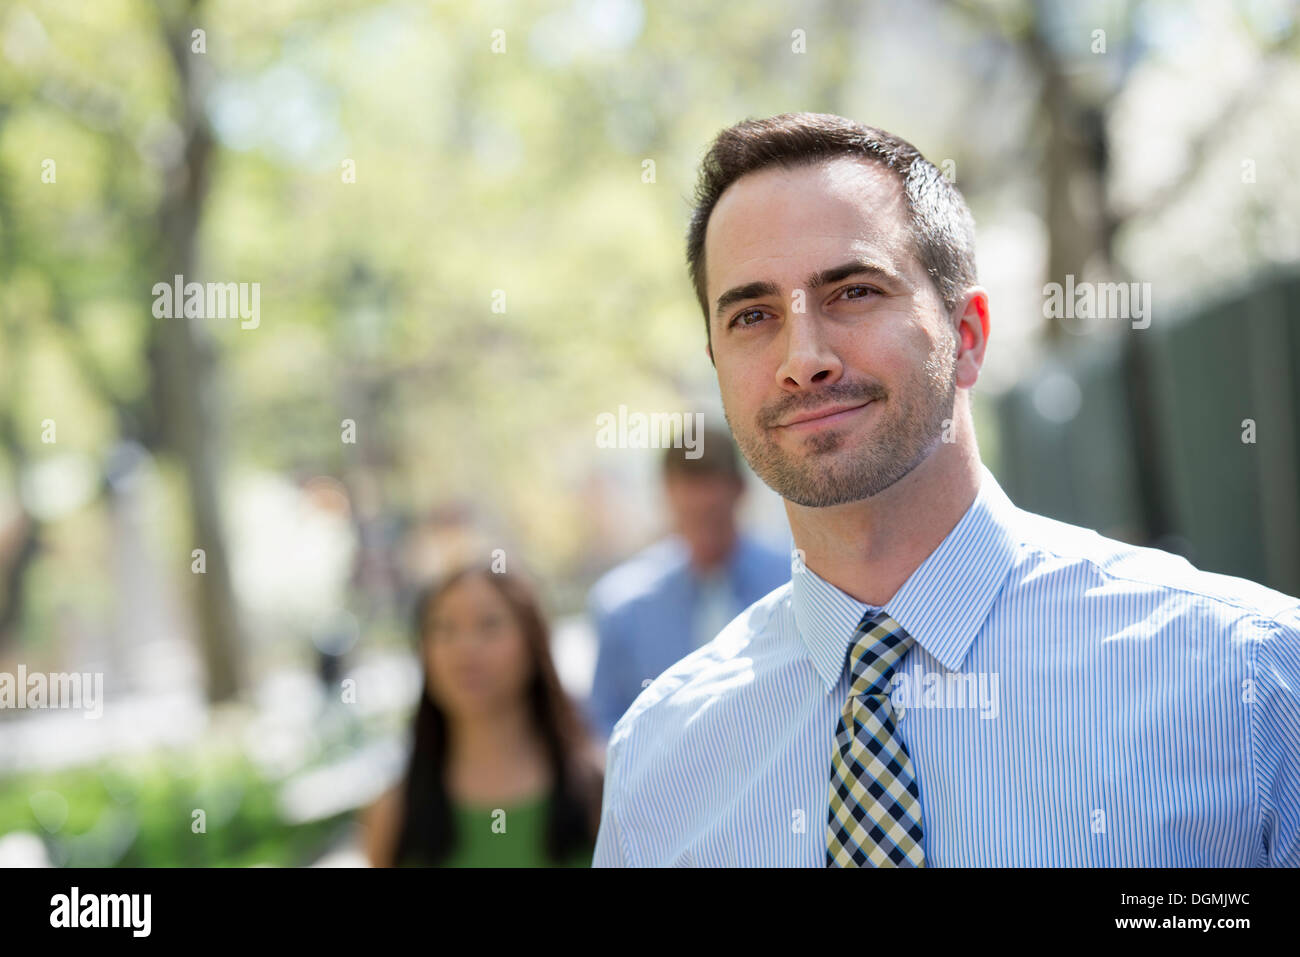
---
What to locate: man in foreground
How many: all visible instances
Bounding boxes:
[593,112,1299,867]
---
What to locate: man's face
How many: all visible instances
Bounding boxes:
[664,472,742,569]
[704,157,959,508]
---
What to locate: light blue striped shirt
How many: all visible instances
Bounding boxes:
[592,465,1300,866]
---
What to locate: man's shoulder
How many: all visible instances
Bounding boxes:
[1007,506,1300,624]
[606,582,791,748]
[589,537,689,613]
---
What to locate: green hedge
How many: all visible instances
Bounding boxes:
[0,746,350,867]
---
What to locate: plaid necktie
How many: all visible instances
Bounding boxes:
[826,609,926,867]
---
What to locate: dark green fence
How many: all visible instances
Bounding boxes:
[995,270,1300,598]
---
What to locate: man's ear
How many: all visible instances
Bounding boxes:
[953,286,989,391]
[706,342,714,366]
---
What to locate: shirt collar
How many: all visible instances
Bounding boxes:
[792,464,1022,692]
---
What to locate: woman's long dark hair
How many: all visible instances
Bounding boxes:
[392,564,603,866]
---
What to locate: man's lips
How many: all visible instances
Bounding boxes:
[775,400,874,431]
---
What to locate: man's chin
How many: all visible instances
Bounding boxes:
[759,448,918,507]
[777,483,874,509]
[757,461,863,508]
[769,430,859,468]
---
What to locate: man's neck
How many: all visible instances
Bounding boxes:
[688,535,737,579]
[785,431,982,607]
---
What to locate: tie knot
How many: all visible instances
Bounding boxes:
[844,609,915,697]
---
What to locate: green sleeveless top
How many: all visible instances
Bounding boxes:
[434,792,594,868]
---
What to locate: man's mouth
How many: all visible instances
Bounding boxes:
[775,400,874,431]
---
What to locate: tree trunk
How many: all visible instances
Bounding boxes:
[150,0,245,703]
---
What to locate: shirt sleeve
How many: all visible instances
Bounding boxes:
[592,730,634,867]
[1252,604,1300,867]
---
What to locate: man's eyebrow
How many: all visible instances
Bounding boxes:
[713,259,902,321]
[714,280,781,320]
[804,259,901,292]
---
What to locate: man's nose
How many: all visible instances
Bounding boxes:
[775,310,842,390]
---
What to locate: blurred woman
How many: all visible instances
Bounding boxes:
[363,564,603,867]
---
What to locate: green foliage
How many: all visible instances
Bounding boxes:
[0,0,867,622]
[0,747,348,867]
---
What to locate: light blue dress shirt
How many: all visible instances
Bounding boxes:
[592,465,1300,866]
[585,532,791,741]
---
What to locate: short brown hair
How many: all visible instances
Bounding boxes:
[686,112,977,351]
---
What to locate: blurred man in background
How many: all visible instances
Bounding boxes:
[585,425,789,742]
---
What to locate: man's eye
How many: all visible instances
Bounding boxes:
[842,284,878,300]
[730,308,766,328]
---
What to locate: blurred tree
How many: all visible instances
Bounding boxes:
[943,0,1299,542]
[147,0,245,701]
[0,0,247,700]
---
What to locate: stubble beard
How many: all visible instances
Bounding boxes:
[725,335,958,508]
